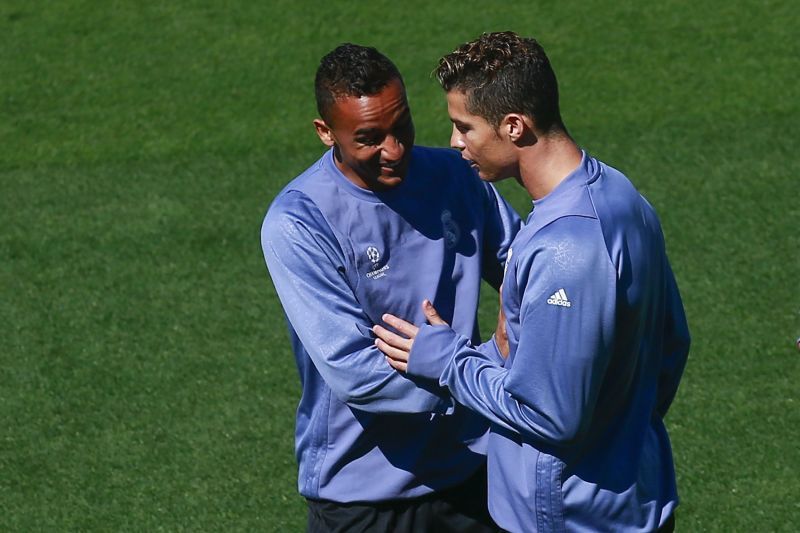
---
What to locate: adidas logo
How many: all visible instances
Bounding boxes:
[547,289,572,307]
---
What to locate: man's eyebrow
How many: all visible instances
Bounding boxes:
[354,110,412,135]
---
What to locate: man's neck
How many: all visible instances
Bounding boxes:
[518,134,583,201]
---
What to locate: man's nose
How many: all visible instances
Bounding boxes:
[381,135,404,161]
[450,125,465,151]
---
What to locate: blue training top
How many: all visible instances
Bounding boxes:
[408,152,690,532]
[261,146,521,502]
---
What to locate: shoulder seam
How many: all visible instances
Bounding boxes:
[269,189,357,288]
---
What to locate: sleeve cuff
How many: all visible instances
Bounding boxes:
[407,324,461,381]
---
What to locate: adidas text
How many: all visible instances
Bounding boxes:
[547,289,572,307]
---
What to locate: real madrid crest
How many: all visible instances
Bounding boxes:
[441,210,461,249]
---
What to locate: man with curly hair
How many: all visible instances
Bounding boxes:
[374,32,690,533]
[261,43,521,531]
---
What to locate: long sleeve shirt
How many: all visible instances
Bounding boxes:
[408,152,690,531]
[261,146,521,502]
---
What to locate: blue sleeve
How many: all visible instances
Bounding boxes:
[262,191,451,414]
[656,261,690,417]
[479,181,522,289]
[480,335,507,366]
[407,330,506,379]
[408,218,617,447]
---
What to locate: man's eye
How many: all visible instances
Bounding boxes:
[357,138,379,146]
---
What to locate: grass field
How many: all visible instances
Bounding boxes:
[2,0,798,530]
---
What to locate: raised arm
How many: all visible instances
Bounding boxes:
[262,191,450,414]
[386,218,617,448]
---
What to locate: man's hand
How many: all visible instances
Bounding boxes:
[495,285,510,358]
[373,300,448,372]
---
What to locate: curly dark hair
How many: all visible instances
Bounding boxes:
[315,43,403,123]
[435,31,563,132]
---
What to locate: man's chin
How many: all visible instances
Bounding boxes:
[476,166,513,183]
[476,168,495,181]
[376,174,405,189]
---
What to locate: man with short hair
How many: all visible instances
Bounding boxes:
[261,43,520,531]
[374,32,690,532]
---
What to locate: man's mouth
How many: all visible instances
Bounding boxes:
[380,161,402,175]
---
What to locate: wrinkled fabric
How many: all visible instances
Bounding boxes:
[408,152,690,532]
[261,146,521,502]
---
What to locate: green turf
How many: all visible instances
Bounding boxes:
[2,0,798,530]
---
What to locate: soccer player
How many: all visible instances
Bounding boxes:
[260,43,521,531]
[373,32,690,532]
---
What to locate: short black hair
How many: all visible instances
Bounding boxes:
[315,43,403,123]
[435,31,563,132]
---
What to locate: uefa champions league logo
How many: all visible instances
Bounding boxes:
[366,246,381,264]
[365,245,390,280]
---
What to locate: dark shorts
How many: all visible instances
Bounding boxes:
[306,466,498,533]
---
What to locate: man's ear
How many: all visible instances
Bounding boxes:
[502,114,527,142]
[313,119,335,147]
[502,114,537,146]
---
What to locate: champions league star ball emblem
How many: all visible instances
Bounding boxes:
[365,246,390,280]
[366,246,381,264]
